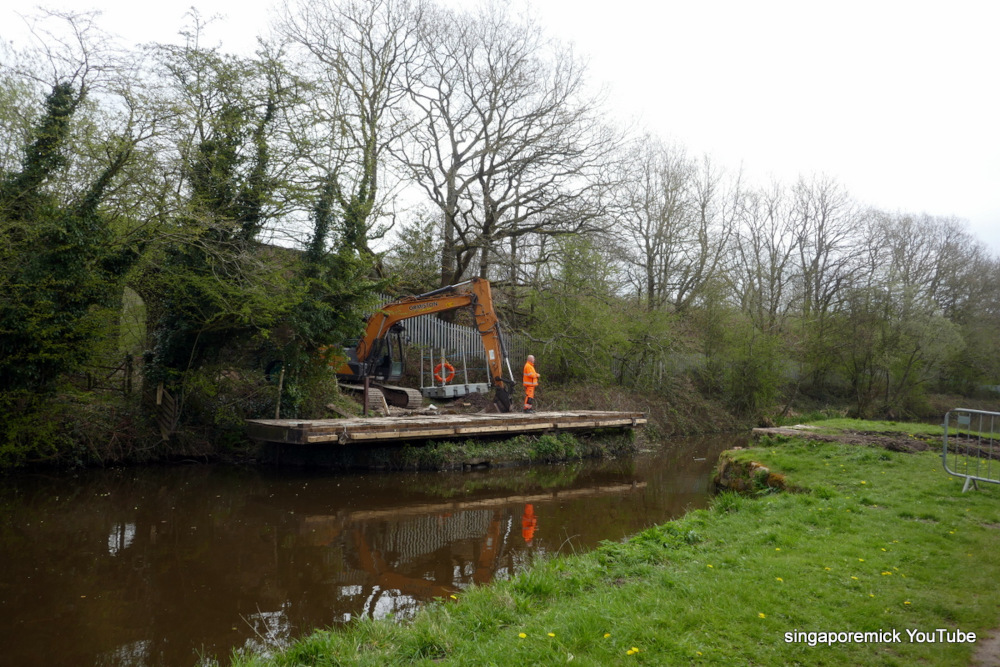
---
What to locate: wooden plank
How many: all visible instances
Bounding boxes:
[596,418,639,427]
[454,422,554,434]
[555,421,598,429]
[304,435,339,444]
[344,428,458,441]
[503,422,555,432]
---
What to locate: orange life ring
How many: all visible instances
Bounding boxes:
[434,361,456,383]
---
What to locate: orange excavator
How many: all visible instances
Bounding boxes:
[334,278,517,413]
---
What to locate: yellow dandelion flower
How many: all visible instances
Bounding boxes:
[631,647,640,653]
[858,558,865,562]
[904,601,911,605]
[775,548,781,551]
[881,548,887,552]
[776,577,783,582]
[548,632,556,637]
[758,613,766,618]
[881,571,892,576]
[851,576,858,580]
[518,633,527,639]
[861,481,867,484]
[707,564,713,568]
[450,595,458,600]
[626,649,635,655]
[869,594,875,598]
[604,633,611,638]
[697,651,703,656]
[824,567,831,571]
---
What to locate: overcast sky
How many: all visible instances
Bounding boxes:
[4,0,999,253]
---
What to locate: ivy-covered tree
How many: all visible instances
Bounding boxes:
[141,44,295,384]
[0,81,139,394]
[287,173,383,359]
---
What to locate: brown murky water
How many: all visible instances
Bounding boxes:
[0,434,744,666]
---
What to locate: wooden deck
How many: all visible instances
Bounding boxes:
[247,410,647,445]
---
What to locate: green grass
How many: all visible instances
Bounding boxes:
[228,424,1000,666]
[797,418,945,436]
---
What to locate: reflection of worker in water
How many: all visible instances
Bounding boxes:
[522,355,540,413]
[521,503,537,546]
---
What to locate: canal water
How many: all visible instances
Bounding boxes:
[0,434,744,666]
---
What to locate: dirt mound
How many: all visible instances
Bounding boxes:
[840,430,937,453]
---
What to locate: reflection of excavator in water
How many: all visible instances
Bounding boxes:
[334,278,518,413]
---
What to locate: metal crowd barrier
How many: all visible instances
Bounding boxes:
[942,408,1000,492]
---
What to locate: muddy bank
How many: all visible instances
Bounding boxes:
[713,457,789,493]
[752,426,940,453]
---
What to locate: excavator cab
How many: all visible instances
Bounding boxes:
[338,324,407,383]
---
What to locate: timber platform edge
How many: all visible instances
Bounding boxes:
[247,410,647,445]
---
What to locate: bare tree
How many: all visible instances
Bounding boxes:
[878,211,983,338]
[791,175,860,320]
[397,2,616,288]
[617,136,692,309]
[278,0,426,258]
[673,155,737,312]
[788,175,863,386]
[726,182,800,333]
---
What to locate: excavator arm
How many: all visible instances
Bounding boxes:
[349,278,517,412]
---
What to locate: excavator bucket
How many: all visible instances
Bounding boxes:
[493,384,512,413]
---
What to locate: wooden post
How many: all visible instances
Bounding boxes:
[363,376,370,417]
[274,366,285,419]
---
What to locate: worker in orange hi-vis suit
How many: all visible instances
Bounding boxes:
[521,503,537,546]
[522,354,540,413]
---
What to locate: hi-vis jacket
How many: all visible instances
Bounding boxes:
[523,362,539,387]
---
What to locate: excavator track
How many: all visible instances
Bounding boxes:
[374,384,424,409]
[339,384,390,415]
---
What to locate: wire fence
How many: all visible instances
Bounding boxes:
[376,295,527,364]
[942,408,1000,492]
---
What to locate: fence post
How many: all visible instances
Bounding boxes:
[275,366,285,420]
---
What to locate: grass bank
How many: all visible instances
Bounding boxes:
[229,420,1000,666]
